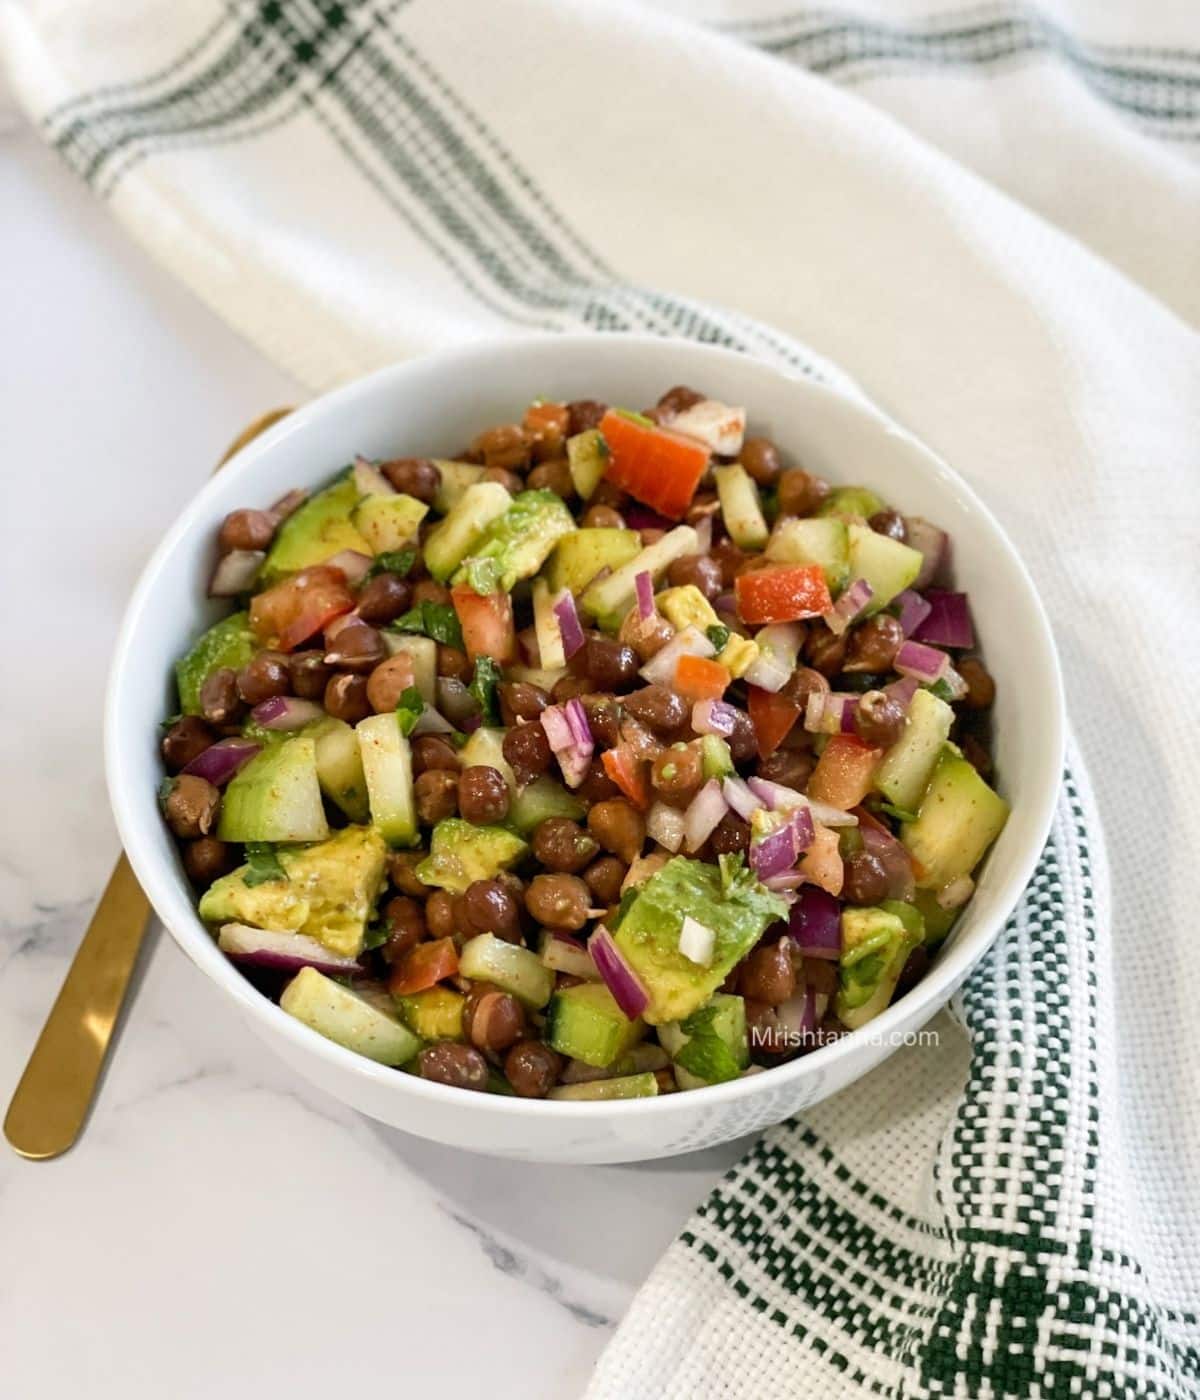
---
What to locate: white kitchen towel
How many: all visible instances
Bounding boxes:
[3,1,1198,1395]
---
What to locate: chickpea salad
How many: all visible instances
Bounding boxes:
[160,387,1008,1100]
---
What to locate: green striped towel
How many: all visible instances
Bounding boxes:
[4,2,1198,1394]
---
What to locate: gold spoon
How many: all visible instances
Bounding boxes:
[4,407,294,1160]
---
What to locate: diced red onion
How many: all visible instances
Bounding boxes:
[905,517,948,591]
[634,570,655,621]
[647,801,686,853]
[251,696,326,731]
[805,692,857,735]
[623,504,673,531]
[806,798,859,829]
[517,626,541,666]
[693,514,713,555]
[684,779,729,853]
[895,640,949,684]
[678,915,716,967]
[542,702,593,788]
[181,738,261,786]
[541,932,599,980]
[786,885,842,959]
[822,578,873,637]
[437,676,481,727]
[588,926,650,1019]
[743,622,803,694]
[763,871,807,891]
[751,819,800,879]
[269,488,308,523]
[714,592,738,619]
[913,590,974,649]
[218,923,363,977]
[460,712,482,735]
[352,455,395,497]
[209,549,264,597]
[937,873,975,910]
[540,705,574,752]
[640,626,714,685]
[564,698,593,748]
[790,803,815,854]
[325,549,373,585]
[692,699,738,737]
[411,705,455,736]
[894,589,933,638]
[723,775,763,821]
[884,675,920,711]
[553,589,586,659]
[775,987,816,1043]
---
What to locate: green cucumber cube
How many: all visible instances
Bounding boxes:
[901,746,1010,890]
[566,428,610,500]
[714,463,769,550]
[545,982,645,1067]
[509,776,586,835]
[847,522,923,613]
[459,933,554,1009]
[547,1072,659,1101]
[766,517,850,592]
[356,713,418,847]
[873,688,955,811]
[281,967,420,1066]
[351,492,428,553]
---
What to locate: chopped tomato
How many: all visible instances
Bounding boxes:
[674,654,731,702]
[598,409,710,520]
[387,937,459,996]
[450,584,516,663]
[249,564,354,652]
[602,746,650,810]
[747,685,802,759]
[799,824,843,896]
[808,735,882,810]
[735,564,831,625]
[523,400,570,457]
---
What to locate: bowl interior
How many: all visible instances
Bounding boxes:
[105,334,1063,1125]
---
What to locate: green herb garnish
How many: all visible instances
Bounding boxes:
[389,600,464,650]
[243,843,286,887]
[394,685,425,738]
[674,1004,742,1084]
[706,623,731,652]
[469,656,502,726]
[365,547,417,581]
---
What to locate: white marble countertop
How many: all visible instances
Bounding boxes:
[0,120,746,1398]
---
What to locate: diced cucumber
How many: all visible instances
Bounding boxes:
[545,982,645,1067]
[847,522,923,613]
[766,517,850,592]
[532,578,566,671]
[423,481,512,582]
[352,458,394,497]
[714,463,768,550]
[432,460,485,514]
[506,664,568,692]
[816,485,885,520]
[459,933,554,1008]
[873,688,955,811]
[901,746,1010,890]
[566,428,609,500]
[281,967,420,1066]
[913,888,960,945]
[218,736,329,843]
[351,493,428,553]
[548,1072,659,1102]
[700,735,734,780]
[509,776,586,835]
[175,611,256,715]
[262,473,369,582]
[415,818,528,893]
[836,905,921,1031]
[546,528,641,596]
[659,992,748,1089]
[309,716,369,822]
[581,525,699,630]
[356,713,418,847]
[458,727,517,791]
[383,633,437,704]
[397,986,465,1041]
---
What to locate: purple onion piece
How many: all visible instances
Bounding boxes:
[894,640,949,684]
[181,738,261,787]
[553,590,586,659]
[251,696,326,731]
[787,885,842,959]
[218,923,363,976]
[723,775,764,822]
[588,926,650,1019]
[750,821,799,879]
[893,588,933,638]
[634,570,655,621]
[912,590,974,649]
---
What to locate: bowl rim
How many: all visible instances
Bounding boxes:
[105,332,1065,1120]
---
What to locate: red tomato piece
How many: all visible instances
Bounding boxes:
[598,409,710,520]
[808,735,882,811]
[450,584,517,664]
[602,746,650,810]
[249,564,355,652]
[674,654,732,703]
[747,685,802,759]
[798,824,844,896]
[387,937,459,996]
[735,564,832,625]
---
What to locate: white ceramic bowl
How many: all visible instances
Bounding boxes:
[106,334,1063,1164]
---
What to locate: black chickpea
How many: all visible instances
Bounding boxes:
[855,690,906,747]
[324,673,371,723]
[744,999,790,1055]
[622,685,688,735]
[464,986,526,1053]
[182,837,235,886]
[581,504,624,529]
[461,878,523,942]
[164,775,221,839]
[533,818,599,874]
[726,709,758,765]
[458,765,509,825]
[776,468,830,518]
[843,850,890,905]
[198,667,243,726]
[665,553,723,601]
[502,722,552,784]
[436,644,472,683]
[161,716,216,771]
[566,400,606,435]
[413,579,452,608]
[756,749,816,791]
[471,424,529,471]
[656,385,704,416]
[498,681,548,724]
[481,465,524,494]
[739,437,784,486]
[781,665,829,712]
[583,856,626,906]
[582,695,622,749]
[958,657,996,710]
[587,799,646,864]
[411,735,461,774]
[357,572,412,624]
[414,769,459,824]
[525,874,591,930]
[288,649,331,700]
[324,619,385,673]
[584,637,639,690]
[711,537,747,587]
[651,744,705,807]
[804,627,848,678]
[505,1041,562,1098]
[739,941,796,1005]
[844,614,905,673]
[381,896,427,963]
[709,813,750,856]
[869,509,908,543]
[236,651,290,706]
[380,457,441,503]
[425,890,460,942]
[388,849,430,898]
[418,1043,489,1091]
[574,757,621,805]
[218,508,275,553]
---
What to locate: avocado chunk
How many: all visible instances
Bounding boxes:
[397,986,466,1041]
[612,856,788,1024]
[847,522,924,613]
[415,818,528,895]
[659,993,748,1088]
[453,489,576,593]
[351,492,428,554]
[835,903,922,1030]
[199,825,388,957]
[261,472,370,582]
[566,428,610,500]
[175,611,256,715]
[423,480,512,582]
[901,745,1010,890]
[545,982,645,1067]
[546,527,642,596]
[281,968,420,1066]
[217,736,330,844]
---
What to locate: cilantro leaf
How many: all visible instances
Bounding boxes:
[706,623,731,652]
[469,656,502,725]
[394,685,425,738]
[243,843,286,887]
[365,547,417,581]
[609,887,638,931]
[362,919,389,951]
[717,851,751,897]
[388,600,463,650]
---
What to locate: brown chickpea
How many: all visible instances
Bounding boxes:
[471,424,530,471]
[461,878,523,942]
[959,730,993,777]
[581,695,622,749]
[739,437,783,486]
[957,657,996,710]
[502,723,552,784]
[740,941,796,1005]
[666,553,723,601]
[575,756,621,804]
[357,572,412,625]
[388,849,430,898]
[656,385,704,416]
[711,537,747,587]
[480,465,523,494]
[776,468,830,518]
[411,734,461,774]
[417,1042,489,1091]
[781,665,829,712]
[844,614,904,674]
[458,765,510,825]
[498,681,548,725]
[464,985,527,1053]
[727,709,758,765]
[709,812,750,856]
[505,1041,562,1098]
[583,855,626,906]
[366,655,418,714]
[843,850,890,905]
[622,685,688,736]
[868,509,908,543]
[525,873,591,930]
[617,607,675,663]
[756,749,815,791]
[585,637,638,691]
[524,402,570,462]
[533,817,599,873]
[181,836,235,886]
[425,889,461,942]
[566,400,607,435]
[804,627,848,679]
[650,743,705,807]
[551,674,592,704]
[161,715,216,772]
[324,619,385,673]
[198,667,243,727]
[218,508,275,553]
[324,673,371,723]
[744,999,791,1055]
[581,504,624,529]
[587,799,646,864]
[380,457,441,503]
[164,774,221,839]
[288,649,331,700]
[436,644,472,682]
[235,651,290,706]
[855,690,906,747]
[639,527,666,547]
[381,896,427,963]
[527,458,574,498]
[412,579,452,608]
[415,769,460,824]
